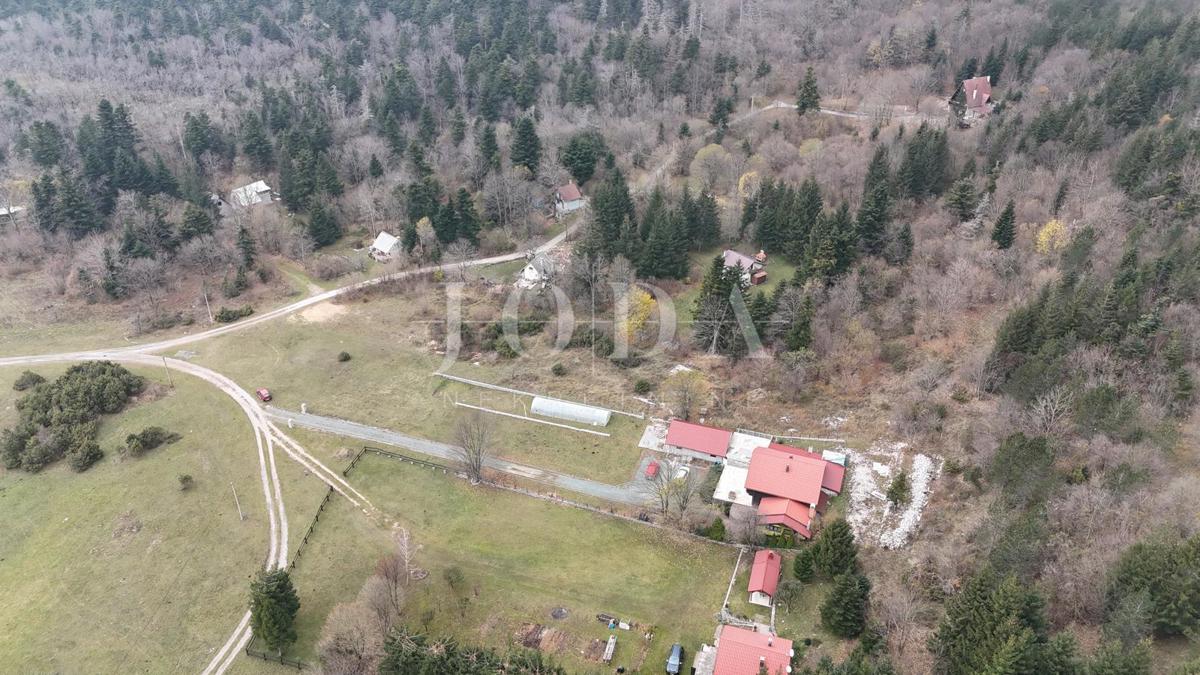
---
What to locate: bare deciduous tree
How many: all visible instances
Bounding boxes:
[453,409,492,483]
[317,601,385,675]
[1027,385,1074,437]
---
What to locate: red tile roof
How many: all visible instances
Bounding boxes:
[756,497,813,539]
[748,550,782,597]
[665,419,733,458]
[962,75,993,110]
[746,446,828,505]
[557,182,583,201]
[767,442,845,494]
[713,625,794,675]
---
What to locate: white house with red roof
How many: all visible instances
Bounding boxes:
[554,182,587,218]
[663,419,733,461]
[697,625,794,675]
[748,550,782,607]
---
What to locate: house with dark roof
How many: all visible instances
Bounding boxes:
[748,550,782,607]
[722,249,768,285]
[952,75,994,123]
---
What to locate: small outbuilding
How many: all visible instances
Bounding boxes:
[748,550,782,607]
[369,231,401,261]
[722,249,767,286]
[516,252,557,289]
[664,419,734,460]
[230,180,274,208]
[531,396,612,426]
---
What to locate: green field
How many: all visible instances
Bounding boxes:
[187,292,651,485]
[0,364,329,673]
[271,449,738,672]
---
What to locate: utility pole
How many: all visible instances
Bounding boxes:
[161,356,175,388]
[202,282,214,323]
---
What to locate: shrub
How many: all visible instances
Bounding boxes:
[125,426,181,457]
[444,566,466,592]
[820,573,871,638]
[794,547,815,581]
[633,379,652,395]
[702,517,726,541]
[67,441,104,472]
[492,336,519,359]
[12,370,45,391]
[337,351,352,362]
[551,363,567,376]
[886,470,911,505]
[215,305,254,323]
[178,474,194,490]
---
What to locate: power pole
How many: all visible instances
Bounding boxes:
[161,356,175,388]
[231,483,245,521]
[202,282,214,323]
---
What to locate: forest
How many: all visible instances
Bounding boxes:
[1,0,1200,673]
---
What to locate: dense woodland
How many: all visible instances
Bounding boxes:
[2,0,1200,673]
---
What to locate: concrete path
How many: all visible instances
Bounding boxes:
[266,406,655,507]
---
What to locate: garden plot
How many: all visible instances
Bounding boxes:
[842,440,943,549]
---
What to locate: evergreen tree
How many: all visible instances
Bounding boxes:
[179,204,214,240]
[992,199,1016,249]
[510,117,542,174]
[794,547,815,581]
[479,124,500,171]
[450,110,467,146]
[786,294,816,351]
[454,189,481,244]
[250,569,301,654]
[1087,641,1151,675]
[692,255,751,356]
[307,203,341,247]
[863,145,891,199]
[558,131,607,185]
[693,191,722,249]
[241,114,273,171]
[814,518,858,577]
[237,225,256,268]
[368,153,384,179]
[101,247,125,299]
[401,222,418,254]
[821,573,871,638]
[857,183,891,256]
[945,177,979,221]
[796,66,821,115]
[585,169,635,260]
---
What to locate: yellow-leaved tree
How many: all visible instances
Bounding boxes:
[1036,219,1068,254]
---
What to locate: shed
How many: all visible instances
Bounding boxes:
[748,550,782,607]
[230,180,274,207]
[555,182,587,218]
[531,396,612,426]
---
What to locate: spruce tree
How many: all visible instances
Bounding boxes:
[479,124,500,171]
[368,154,384,179]
[241,114,273,171]
[307,203,341,247]
[814,518,858,577]
[250,569,301,654]
[237,225,256,268]
[454,188,481,244]
[694,191,722,249]
[794,547,815,581]
[820,573,871,638]
[796,66,821,115]
[857,183,890,256]
[510,117,542,174]
[945,177,979,221]
[179,204,214,240]
[432,201,458,244]
[992,199,1016,249]
[785,295,815,351]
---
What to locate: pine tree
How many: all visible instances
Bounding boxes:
[510,117,542,174]
[454,189,481,244]
[237,225,257,268]
[820,573,871,638]
[796,66,821,115]
[794,547,815,581]
[692,255,750,356]
[992,199,1016,249]
[368,154,384,179]
[250,569,301,654]
[785,294,815,351]
[814,518,858,577]
[451,110,467,146]
[101,247,125,299]
[401,222,418,254]
[693,191,722,249]
[945,177,979,221]
[179,204,214,241]
[432,201,458,244]
[479,124,500,171]
[307,203,341,247]
[242,114,273,171]
[857,183,890,256]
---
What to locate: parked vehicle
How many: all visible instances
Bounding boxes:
[666,643,683,674]
[256,388,272,402]
[645,460,660,479]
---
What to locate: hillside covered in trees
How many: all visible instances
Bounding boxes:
[2,0,1200,672]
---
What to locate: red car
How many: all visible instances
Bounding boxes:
[645,460,660,479]
[255,388,272,402]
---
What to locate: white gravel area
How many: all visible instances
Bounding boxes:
[841,440,942,549]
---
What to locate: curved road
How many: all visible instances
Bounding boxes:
[0,222,582,673]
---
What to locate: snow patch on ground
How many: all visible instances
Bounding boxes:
[822,414,849,430]
[842,440,943,549]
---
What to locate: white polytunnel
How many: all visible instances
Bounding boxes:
[530,396,612,427]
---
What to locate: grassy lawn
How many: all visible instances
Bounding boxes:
[187,294,650,485]
[0,364,327,673]
[674,246,798,325]
[273,449,738,672]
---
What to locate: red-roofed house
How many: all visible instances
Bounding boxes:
[953,75,994,122]
[711,625,793,675]
[748,550,782,607]
[665,419,733,459]
[742,445,845,541]
[767,442,846,495]
[756,497,813,540]
[554,182,587,218]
